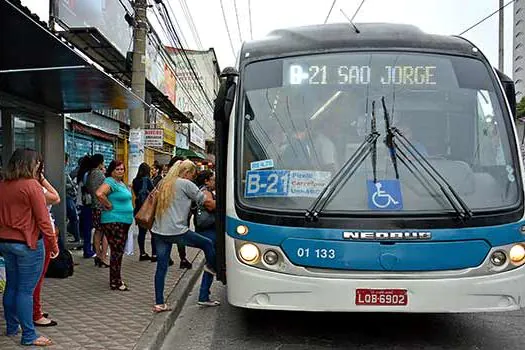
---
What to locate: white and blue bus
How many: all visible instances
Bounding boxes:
[213,23,524,312]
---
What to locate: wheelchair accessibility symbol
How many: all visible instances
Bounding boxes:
[367,180,403,210]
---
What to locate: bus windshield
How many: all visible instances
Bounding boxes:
[239,52,520,214]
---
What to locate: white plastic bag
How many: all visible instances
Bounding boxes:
[125,222,136,256]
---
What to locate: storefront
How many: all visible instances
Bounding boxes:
[64,112,120,172]
[0,0,146,242]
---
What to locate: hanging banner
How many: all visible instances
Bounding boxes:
[144,129,164,147]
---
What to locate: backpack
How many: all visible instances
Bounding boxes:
[45,249,74,279]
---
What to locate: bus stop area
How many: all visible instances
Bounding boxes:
[0,240,204,349]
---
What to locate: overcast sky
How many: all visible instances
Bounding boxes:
[22,0,516,76]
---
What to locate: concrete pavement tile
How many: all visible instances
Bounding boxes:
[0,238,198,349]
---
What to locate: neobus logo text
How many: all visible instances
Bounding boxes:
[343,231,432,240]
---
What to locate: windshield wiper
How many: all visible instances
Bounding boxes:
[392,127,472,220]
[381,97,399,179]
[305,128,380,222]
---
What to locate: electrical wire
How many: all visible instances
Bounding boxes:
[324,0,337,24]
[220,0,237,58]
[459,0,515,35]
[233,0,243,43]
[147,13,214,131]
[351,0,366,22]
[249,0,253,40]
[157,2,215,109]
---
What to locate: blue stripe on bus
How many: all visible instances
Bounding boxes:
[226,216,524,271]
[280,238,490,271]
[226,216,525,247]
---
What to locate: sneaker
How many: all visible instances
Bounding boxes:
[180,259,192,269]
[197,300,220,307]
[150,256,157,263]
[203,264,216,276]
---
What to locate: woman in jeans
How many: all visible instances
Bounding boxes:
[33,160,61,327]
[0,149,59,346]
[193,170,219,306]
[96,160,134,291]
[132,162,156,261]
[151,160,215,313]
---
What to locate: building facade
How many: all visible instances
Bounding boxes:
[169,47,220,156]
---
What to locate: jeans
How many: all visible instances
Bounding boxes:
[80,205,95,257]
[66,196,81,242]
[0,239,44,345]
[153,231,216,305]
[197,229,216,302]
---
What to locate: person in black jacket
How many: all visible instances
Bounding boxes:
[151,163,164,187]
[132,163,156,261]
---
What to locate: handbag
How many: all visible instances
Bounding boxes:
[135,187,159,230]
[194,205,215,231]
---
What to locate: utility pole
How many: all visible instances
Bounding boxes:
[129,0,148,182]
[499,0,504,72]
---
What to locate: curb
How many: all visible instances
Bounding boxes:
[133,252,205,350]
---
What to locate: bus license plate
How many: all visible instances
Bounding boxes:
[355,289,408,306]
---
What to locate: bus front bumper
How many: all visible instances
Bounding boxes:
[226,236,525,312]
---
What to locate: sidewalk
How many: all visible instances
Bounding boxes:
[0,235,201,349]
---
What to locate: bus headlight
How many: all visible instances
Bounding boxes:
[509,244,525,264]
[490,251,507,266]
[236,225,249,235]
[239,243,260,263]
[263,250,279,265]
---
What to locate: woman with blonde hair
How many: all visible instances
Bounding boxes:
[151,160,216,312]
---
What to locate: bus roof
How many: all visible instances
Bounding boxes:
[241,23,479,61]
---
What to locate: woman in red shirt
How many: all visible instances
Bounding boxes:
[0,149,59,347]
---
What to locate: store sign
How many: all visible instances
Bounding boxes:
[144,129,164,147]
[176,132,189,149]
[190,123,205,150]
[54,0,132,55]
[68,112,120,136]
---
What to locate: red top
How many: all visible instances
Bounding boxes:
[0,179,57,251]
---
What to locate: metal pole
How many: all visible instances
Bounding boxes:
[129,0,148,182]
[499,0,505,71]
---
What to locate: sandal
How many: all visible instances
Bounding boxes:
[25,336,53,347]
[110,283,129,291]
[152,304,172,313]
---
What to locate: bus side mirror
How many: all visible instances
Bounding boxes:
[496,69,517,118]
[214,67,238,122]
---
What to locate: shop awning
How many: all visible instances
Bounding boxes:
[176,148,206,159]
[60,27,191,123]
[0,0,146,113]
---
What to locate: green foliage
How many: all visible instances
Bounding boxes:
[517,97,525,120]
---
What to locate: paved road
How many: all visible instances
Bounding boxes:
[162,278,525,350]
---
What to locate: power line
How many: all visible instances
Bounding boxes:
[220,0,237,58]
[324,0,337,24]
[147,5,215,132]
[178,0,204,49]
[150,4,215,127]
[459,0,515,36]
[351,0,366,22]
[233,0,243,43]
[157,2,215,109]
[249,0,253,40]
